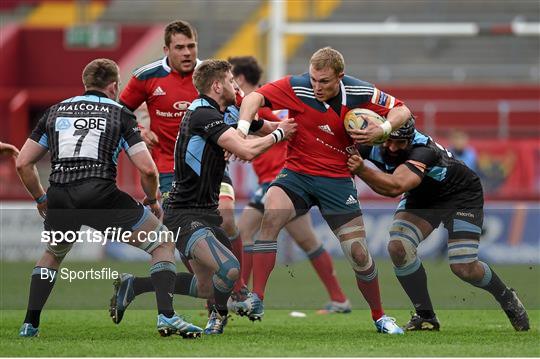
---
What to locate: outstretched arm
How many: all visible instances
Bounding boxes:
[217,118,296,161]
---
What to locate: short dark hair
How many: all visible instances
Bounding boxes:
[164,20,197,47]
[193,59,232,94]
[228,56,263,86]
[82,58,119,90]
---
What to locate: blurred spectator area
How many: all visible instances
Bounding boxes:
[0,0,539,202]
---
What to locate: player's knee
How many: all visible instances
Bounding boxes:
[214,257,240,292]
[340,237,372,272]
[388,219,421,268]
[350,243,369,267]
[450,262,477,281]
[46,243,73,261]
[387,240,407,266]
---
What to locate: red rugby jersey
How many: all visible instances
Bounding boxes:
[120,57,199,173]
[256,73,404,178]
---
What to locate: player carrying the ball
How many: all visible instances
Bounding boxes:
[235,46,411,334]
[347,118,530,332]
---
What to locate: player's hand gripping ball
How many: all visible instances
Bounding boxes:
[344,108,389,145]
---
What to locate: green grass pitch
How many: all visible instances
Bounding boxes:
[1,259,539,356]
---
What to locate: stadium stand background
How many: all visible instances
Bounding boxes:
[1,0,538,266]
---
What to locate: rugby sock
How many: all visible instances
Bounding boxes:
[23,267,57,328]
[212,276,230,317]
[395,262,435,319]
[242,244,254,285]
[229,232,246,292]
[355,262,385,321]
[308,245,347,303]
[133,276,154,295]
[252,240,278,299]
[470,262,513,304]
[133,273,199,297]
[150,261,176,317]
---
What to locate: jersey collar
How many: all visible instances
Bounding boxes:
[84,90,108,98]
[199,94,221,112]
[322,80,346,110]
[162,56,202,74]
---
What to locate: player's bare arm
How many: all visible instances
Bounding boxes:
[348,154,422,197]
[237,91,266,137]
[218,118,296,161]
[0,141,20,158]
[126,143,161,217]
[351,105,412,144]
[15,139,48,217]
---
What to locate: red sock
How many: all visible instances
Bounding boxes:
[355,262,384,321]
[229,233,246,292]
[252,240,277,300]
[242,244,253,285]
[309,246,347,303]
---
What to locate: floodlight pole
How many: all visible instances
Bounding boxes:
[268,0,285,81]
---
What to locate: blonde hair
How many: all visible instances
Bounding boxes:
[310,47,345,75]
[82,58,119,90]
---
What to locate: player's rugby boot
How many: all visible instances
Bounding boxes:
[501,288,529,331]
[227,286,250,315]
[109,273,135,324]
[157,313,202,338]
[317,299,352,314]
[204,309,229,335]
[19,323,39,337]
[403,313,440,331]
[235,292,264,321]
[375,315,404,335]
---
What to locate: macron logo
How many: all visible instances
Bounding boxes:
[318,124,334,135]
[153,86,166,96]
[346,195,358,205]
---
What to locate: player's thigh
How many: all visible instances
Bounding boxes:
[218,179,237,235]
[314,176,362,231]
[237,205,263,246]
[444,207,483,265]
[190,227,238,273]
[285,213,321,251]
[263,185,297,227]
[393,211,436,240]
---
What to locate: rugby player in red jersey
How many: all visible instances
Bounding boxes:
[236,47,411,334]
[230,56,351,314]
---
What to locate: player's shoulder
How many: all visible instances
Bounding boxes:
[411,130,430,147]
[343,75,375,107]
[289,72,311,89]
[132,57,170,80]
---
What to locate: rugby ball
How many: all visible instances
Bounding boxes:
[344,108,389,144]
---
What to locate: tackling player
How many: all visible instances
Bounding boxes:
[236,47,410,334]
[347,119,530,331]
[230,56,351,313]
[119,19,247,300]
[16,59,202,338]
[110,59,295,335]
